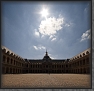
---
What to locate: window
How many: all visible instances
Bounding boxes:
[14,60,15,65]
[11,59,13,64]
[3,49,6,53]
[7,51,10,54]
[26,64,28,67]
[66,65,68,67]
[69,64,71,67]
[86,57,89,64]
[3,55,6,63]
[78,61,79,66]
[80,60,82,65]
[7,57,10,64]
[80,55,82,57]
[60,65,61,68]
[83,53,85,56]
[86,51,89,54]
[83,59,85,65]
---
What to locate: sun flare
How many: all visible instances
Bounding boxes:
[40,8,49,18]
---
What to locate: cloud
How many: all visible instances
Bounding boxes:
[41,35,45,38]
[64,22,74,27]
[35,31,40,36]
[34,29,40,37]
[33,45,46,50]
[80,29,90,42]
[33,46,38,50]
[38,17,64,36]
[39,46,45,50]
[51,38,56,41]
[49,35,56,39]
[49,35,54,39]
[48,53,55,59]
[65,24,70,27]
[50,56,55,59]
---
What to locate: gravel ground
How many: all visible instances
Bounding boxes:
[1,74,91,88]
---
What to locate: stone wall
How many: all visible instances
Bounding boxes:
[1,46,90,74]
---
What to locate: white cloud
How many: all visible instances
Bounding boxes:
[38,17,64,36]
[35,31,40,36]
[34,29,40,37]
[49,35,53,39]
[64,22,73,27]
[50,56,55,59]
[33,45,46,50]
[42,46,46,49]
[65,24,70,27]
[48,53,55,59]
[33,46,38,50]
[51,38,56,41]
[80,29,90,42]
[41,35,45,38]
[87,35,90,39]
[49,35,56,39]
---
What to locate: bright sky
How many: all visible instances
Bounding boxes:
[1,1,91,59]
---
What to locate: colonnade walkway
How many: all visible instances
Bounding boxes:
[1,74,91,88]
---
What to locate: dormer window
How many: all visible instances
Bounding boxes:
[83,53,85,56]
[11,53,13,56]
[3,48,6,53]
[80,54,82,57]
[86,51,89,54]
[77,56,79,58]
[7,51,10,55]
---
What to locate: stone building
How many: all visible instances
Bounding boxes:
[1,46,91,74]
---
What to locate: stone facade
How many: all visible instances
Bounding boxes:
[1,46,91,74]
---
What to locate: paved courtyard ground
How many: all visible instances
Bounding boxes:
[1,74,91,88]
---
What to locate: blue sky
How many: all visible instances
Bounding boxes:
[1,1,91,59]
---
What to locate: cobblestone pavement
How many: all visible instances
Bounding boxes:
[1,74,91,88]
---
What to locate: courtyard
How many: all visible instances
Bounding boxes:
[1,74,91,88]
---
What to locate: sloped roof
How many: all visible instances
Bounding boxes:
[1,45,24,60]
[69,48,90,61]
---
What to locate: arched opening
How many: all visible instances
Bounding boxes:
[3,55,6,63]
[83,59,85,65]
[13,68,15,74]
[11,59,13,64]
[6,67,9,74]
[10,68,12,74]
[7,57,10,64]
[86,51,89,54]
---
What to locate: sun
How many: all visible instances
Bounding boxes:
[40,8,49,18]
